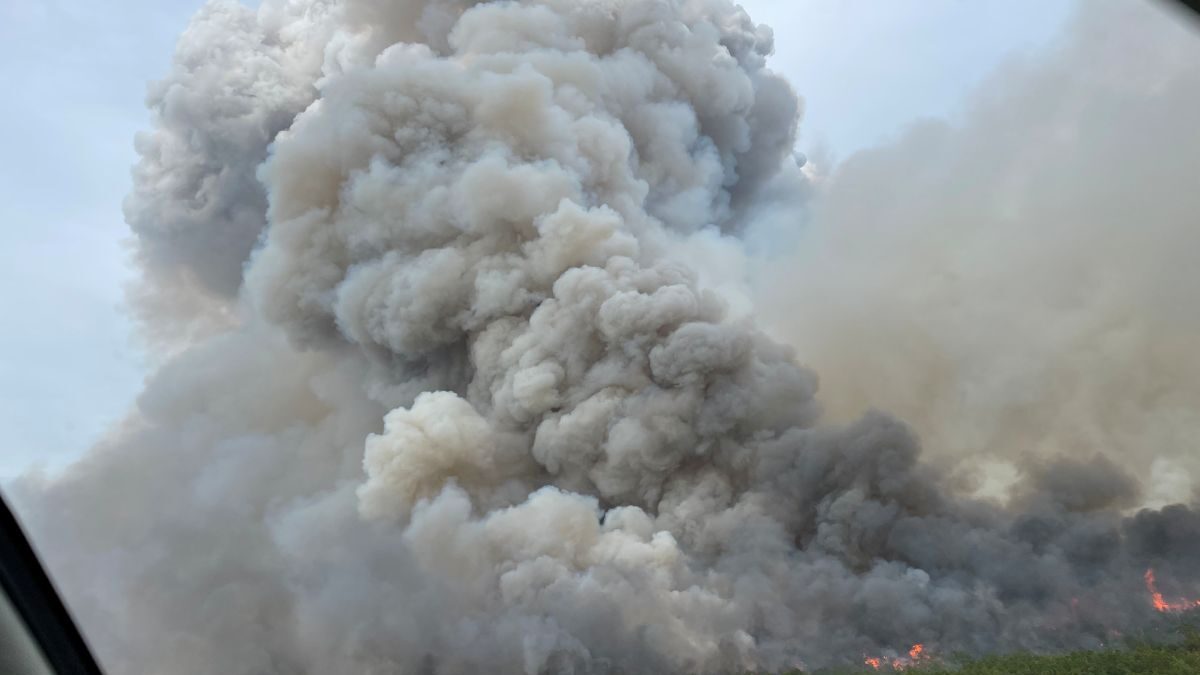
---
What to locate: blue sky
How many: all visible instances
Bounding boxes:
[0,0,1077,478]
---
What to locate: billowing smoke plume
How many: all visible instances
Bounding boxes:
[11,0,1200,673]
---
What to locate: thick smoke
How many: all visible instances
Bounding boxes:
[11,0,1200,673]
[754,0,1200,507]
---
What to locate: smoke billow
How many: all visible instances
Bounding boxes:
[11,0,1200,673]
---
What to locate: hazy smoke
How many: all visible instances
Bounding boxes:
[754,0,1200,509]
[11,1,1200,673]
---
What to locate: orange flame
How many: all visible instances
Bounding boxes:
[863,643,929,670]
[1145,568,1200,613]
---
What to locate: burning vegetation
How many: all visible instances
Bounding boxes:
[1146,569,1200,614]
[863,643,929,671]
[858,570,1200,671]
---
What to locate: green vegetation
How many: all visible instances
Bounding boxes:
[898,643,1200,674]
[767,622,1200,674]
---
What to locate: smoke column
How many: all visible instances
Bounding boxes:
[11,0,1200,673]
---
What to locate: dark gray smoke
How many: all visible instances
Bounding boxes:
[11,0,1200,673]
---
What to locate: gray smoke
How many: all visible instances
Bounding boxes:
[11,0,1200,673]
[754,0,1200,508]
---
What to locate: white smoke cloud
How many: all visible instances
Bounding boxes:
[10,1,1200,673]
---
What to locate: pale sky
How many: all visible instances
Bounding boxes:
[0,0,1077,479]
